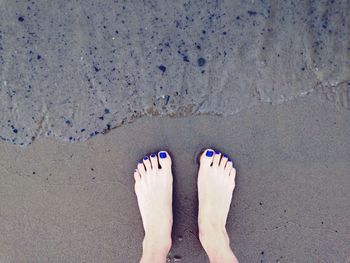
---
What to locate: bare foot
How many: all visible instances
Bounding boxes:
[198,149,239,263]
[134,151,173,263]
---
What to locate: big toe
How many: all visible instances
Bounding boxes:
[200,148,215,167]
[158,150,172,170]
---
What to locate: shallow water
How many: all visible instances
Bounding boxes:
[0,0,349,146]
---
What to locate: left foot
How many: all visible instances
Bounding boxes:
[134,151,173,263]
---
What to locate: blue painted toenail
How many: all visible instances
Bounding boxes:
[206,150,214,157]
[223,154,229,158]
[137,160,142,163]
[151,153,156,157]
[159,152,167,159]
[215,150,220,154]
[143,156,148,160]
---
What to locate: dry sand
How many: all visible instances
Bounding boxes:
[1,95,350,262]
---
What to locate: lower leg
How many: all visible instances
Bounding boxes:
[198,149,239,263]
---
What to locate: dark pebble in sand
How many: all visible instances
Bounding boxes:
[197,57,206,67]
[158,65,166,72]
[174,255,182,262]
[165,95,170,105]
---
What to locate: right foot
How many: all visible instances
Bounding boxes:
[198,148,238,263]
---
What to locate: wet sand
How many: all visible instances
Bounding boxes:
[0,0,349,146]
[1,95,350,262]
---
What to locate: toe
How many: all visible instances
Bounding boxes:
[220,154,229,168]
[137,161,146,176]
[134,169,141,181]
[158,150,172,170]
[200,148,215,167]
[213,150,222,167]
[229,167,237,180]
[150,153,159,169]
[143,155,152,171]
[224,160,233,176]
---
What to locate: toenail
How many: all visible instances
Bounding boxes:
[215,150,220,154]
[143,156,148,160]
[223,154,229,158]
[159,152,167,159]
[206,150,214,157]
[137,160,143,163]
[150,153,156,157]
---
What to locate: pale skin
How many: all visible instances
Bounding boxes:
[134,149,239,263]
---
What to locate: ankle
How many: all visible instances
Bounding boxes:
[199,223,229,251]
[199,224,237,263]
[141,235,172,263]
